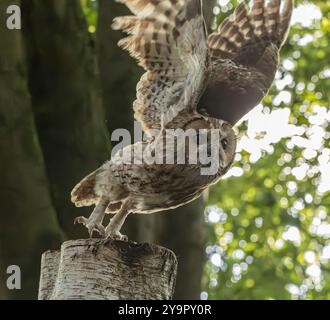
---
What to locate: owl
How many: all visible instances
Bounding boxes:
[72,0,293,240]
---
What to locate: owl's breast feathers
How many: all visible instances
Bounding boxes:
[71,121,233,214]
[198,0,293,125]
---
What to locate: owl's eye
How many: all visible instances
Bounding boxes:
[221,138,229,150]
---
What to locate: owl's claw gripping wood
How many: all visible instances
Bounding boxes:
[105,202,131,241]
[106,232,129,242]
[74,216,106,238]
[74,196,109,238]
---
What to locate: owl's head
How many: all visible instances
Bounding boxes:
[183,116,237,175]
[215,120,237,174]
[204,119,236,175]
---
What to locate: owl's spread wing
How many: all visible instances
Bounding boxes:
[113,0,208,136]
[198,0,293,125]
[208,0,293,61]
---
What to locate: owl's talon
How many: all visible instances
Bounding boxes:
[74,216,88,225]
[88,225,106,238]
[74,216,106,237]
[106,232,128,242]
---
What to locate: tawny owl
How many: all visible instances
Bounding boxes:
[72,0,293,240]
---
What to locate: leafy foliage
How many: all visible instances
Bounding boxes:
[81,0,98,32]
[204,0,330,300]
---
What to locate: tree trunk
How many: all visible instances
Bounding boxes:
[155,198,207,300]
[97,0,141,136]
[21,0,111,238]
[38,239,177,300]
[0,0,63,299]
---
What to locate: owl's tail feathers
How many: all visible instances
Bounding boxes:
[208,0,293,60]
[71,170,100,207]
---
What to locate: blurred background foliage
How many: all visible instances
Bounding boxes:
[203,0,330,300]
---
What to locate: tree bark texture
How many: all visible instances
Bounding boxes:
[38,239,177,300]
[22,0,111,238]
[0,0,63,299]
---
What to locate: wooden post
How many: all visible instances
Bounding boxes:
[38,239,177,300]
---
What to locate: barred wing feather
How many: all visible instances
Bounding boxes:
[113,0,209,136]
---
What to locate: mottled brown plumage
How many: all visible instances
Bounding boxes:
[72,0,293,239]
[199,0,293,124]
